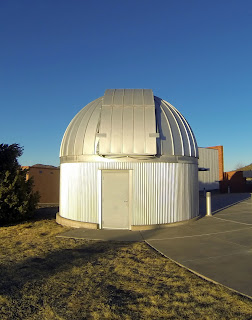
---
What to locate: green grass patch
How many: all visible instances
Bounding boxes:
[0,207,252,319]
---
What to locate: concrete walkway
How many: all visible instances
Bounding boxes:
[58,193,252,298]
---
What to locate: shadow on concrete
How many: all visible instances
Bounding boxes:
[199,193,250,216]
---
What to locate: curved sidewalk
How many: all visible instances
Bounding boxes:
[58,194,252,298]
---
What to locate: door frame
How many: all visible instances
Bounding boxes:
[98,169,132,230]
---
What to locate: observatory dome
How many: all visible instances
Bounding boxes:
[58,89,199,230]
[60,89,198,160]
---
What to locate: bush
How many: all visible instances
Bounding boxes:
[0,144,40,224]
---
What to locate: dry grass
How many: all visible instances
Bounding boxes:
[0,208,252,319]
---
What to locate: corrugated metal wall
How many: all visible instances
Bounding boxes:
[60,162,199,226]
[198,148,219,191]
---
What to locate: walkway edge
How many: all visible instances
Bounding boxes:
[144,240,252,301]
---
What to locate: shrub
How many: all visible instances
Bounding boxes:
[0,144,40,224]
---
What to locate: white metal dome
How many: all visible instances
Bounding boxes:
[60,89,198,159]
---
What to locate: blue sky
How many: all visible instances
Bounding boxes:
[1,0,251,172]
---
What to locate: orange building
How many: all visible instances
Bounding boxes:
[23,164,60,205]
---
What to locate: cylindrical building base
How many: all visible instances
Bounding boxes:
[56,213,99,229]
[56,213,200,230]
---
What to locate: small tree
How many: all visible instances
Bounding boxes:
[0,144,40,224]
[234,162,244,171]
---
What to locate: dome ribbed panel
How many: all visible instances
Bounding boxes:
[154,96,198,158]
[175,108,199,158]
[160,100,184,156]
[60,98,102,157]
[154,97,174,155]
[60,91,198,159]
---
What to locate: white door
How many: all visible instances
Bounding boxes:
[102,170,129,229]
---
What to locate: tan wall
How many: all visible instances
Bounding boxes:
[24,166,60,204]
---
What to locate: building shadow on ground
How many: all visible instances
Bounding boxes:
[33,206,59,221]
[199,193,250,216]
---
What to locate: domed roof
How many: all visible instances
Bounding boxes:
[60,89,198,158]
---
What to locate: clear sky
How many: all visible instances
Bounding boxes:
[1,0,251,172]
